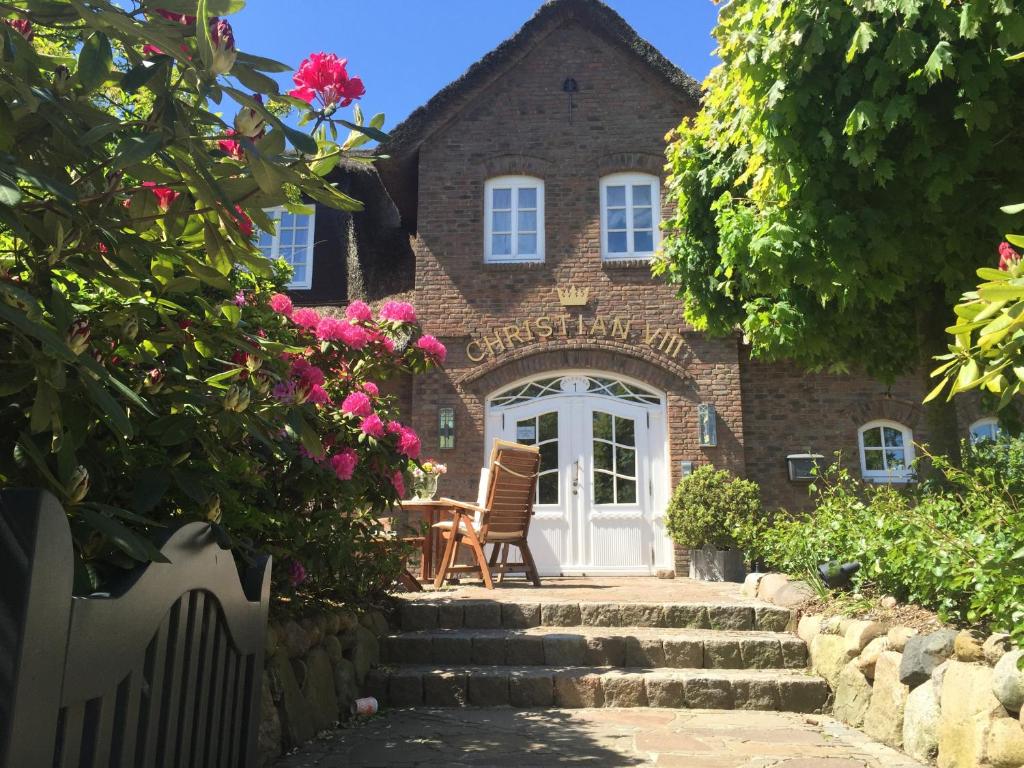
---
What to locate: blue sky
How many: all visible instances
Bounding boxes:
[231,0,721,132]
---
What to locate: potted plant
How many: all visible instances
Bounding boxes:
[411,461,447,500]
[665,465,761,582]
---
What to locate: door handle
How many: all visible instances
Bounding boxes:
[572,456,583,496]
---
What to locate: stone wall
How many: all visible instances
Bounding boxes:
[258,607,391,767]
[750,573,1024,768]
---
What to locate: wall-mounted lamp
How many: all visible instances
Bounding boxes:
[439,407,455,450]
[680,461,694,477]
[697,404,717,448]
[787,453,824,482]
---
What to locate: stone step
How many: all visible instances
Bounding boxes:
[365,665,829,713]
[381,626,807,670]
[398,599,791,633]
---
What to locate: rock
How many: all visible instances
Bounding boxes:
[955,629,987,663]
[602,672,647,707]
[300,647,339,732]
[502,602,540,629]
[740,572,765,598]
[553,670,604,707]
[299,616,323,649]
[541,603,582,627]
[887,626,919,653]
[333,657,359,712]
[266,652,316,748]
[365,610,391,637]
[281,619,310,658]
[509,670,554,707]
[468,670,511,706]
[985,634,1014,666]
[855,636,888,680]
[810,633,857,689]
[844,620,886,655]
[349,625,379,686]
[903,678,941,763]
[755,606,792,633]
[322,634,344,666]
[880,595,898,610]
[322,611,341,636]
[993,650,1024,714]
[938,661,1005,768]
[756,573,789,602]
[864,651,910,749]
[988,717,1024,768]
[798,614,823,645]
[772,581,816,609]
[706,605,754,631]
[833,662,872,727]
[544,634,586,666]
[337,608,360,635]
[932,660,951,695]
[821,616,845,635]
[900,629,957,687]
[265,622,280,658]
[256,676,282,767]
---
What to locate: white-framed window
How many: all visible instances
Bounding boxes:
[600,172,660,260]
[858,420,915,483]
[257,207,316,290]
[969,417,1002,444]
[484,176,545,263]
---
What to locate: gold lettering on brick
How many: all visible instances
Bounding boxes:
[482,331,506,357]
[521,319,535,341]
[466,340,486,362]
[556,315,569,336]
[503,325,524,347]
[644,322,662,346]
[535,316,553,338]
[589,316,607,336]
[611,317,631,340]
[659,334,685,358]
[577,314,585,335]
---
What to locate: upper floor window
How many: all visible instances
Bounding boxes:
[600,172,660,260]
[858,420,915,483]
[258,207,315,290]
[969,418,1002,444]
[484,176,544,263]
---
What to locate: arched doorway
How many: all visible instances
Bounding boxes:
[484,371,671,576]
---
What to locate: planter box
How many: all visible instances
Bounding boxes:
[689,547,746,582]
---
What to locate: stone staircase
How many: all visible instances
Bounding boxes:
[364,597,830,712]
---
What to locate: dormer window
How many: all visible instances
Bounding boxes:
[600,172,660,260]
[257,207,316,290]
[484,176,545,263]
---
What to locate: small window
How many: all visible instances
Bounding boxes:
[600,172,660,260]
[484,176,545,263]
[969,418,1002,444]
[257,207,316,290]
[858,420,915,483]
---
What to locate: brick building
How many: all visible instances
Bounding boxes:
[279,0,996,576]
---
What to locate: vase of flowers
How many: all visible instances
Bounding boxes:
[411,460,447,500]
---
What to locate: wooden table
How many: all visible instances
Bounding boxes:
[395,500,452,586]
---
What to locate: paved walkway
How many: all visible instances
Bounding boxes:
[400,576,756,605]
[275,708,926,767]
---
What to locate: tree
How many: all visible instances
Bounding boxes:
[0,1,441,601]
[657,0,1024,462]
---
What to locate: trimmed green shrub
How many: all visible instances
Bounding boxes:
[665,465,761,549]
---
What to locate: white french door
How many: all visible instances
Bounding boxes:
[484,373,671,576]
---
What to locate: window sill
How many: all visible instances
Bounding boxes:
[602,258,653,270]
[481,260,547,270]
[862,475,916,484]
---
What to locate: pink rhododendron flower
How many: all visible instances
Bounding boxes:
[288,559,307,587]
[208,17,236,75]
[291,308,321,330]
[345,300,372,322]
[386,420,402,435]
[269,293,293,316]
[360,413,386,438]
[397,426,421,459]
[141,181,179,212]
[330,448,358,480]
[272,380,296,402]
[314,317,344,340]
[218,129,244,160]
[155,8,196,23]
[290,359,325,387]
[233,290,247,307]
[341,391,373,417]
[306,384,331,405]
[362,381,379,397]
[379,300,417,323]
[288,53,365,110]
[391,470,406,497]
[316,317,370,349]
[5,18,33,40]
[416,334,447,363]
[231,205,254,237]
[999,242,1020,271]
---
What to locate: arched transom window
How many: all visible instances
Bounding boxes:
[490,375,661,409]
[858,420,915,482]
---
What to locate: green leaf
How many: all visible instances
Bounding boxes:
[220,304,241,324]
[0,178,22,206]
[205,367,244,385]
[978,283,1024,301]
[289,411,323,458]
[283,124,318,155]
[336,119,390,144]
[924,41,954,82]
[76,31,113,94]
[0,99,14,152]
[1001,203,1024,215]
[1007,234,1024,248]
[196,0,214,71]
[235,50,293,73]
[846,22,876,62]
[232,63,281,96]
[75,507,170,563]
[131,468,172,513]
[112,133,164,171]
[80,372,134,438]
[121,56,170,93]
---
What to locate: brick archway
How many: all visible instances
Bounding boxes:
[846,396,925,430]
[454,339,694,399]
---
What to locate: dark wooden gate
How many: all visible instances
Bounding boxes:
[0,489,271,768]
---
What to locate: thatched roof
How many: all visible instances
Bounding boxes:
[382,0,700,157]
[377,0,701,229]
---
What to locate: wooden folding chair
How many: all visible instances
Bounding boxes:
[432,440,542,589]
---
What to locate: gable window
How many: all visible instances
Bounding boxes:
[858,420,915,483]
[484,176,544,263]
[969,418,1002,444]
[258,207,316,290]
[600,172,660,260]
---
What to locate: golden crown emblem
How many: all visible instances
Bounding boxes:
[557,285,590,307]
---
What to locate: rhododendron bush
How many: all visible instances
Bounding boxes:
[0,0,428,603]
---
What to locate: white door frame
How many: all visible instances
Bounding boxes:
[484,370,671,576]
